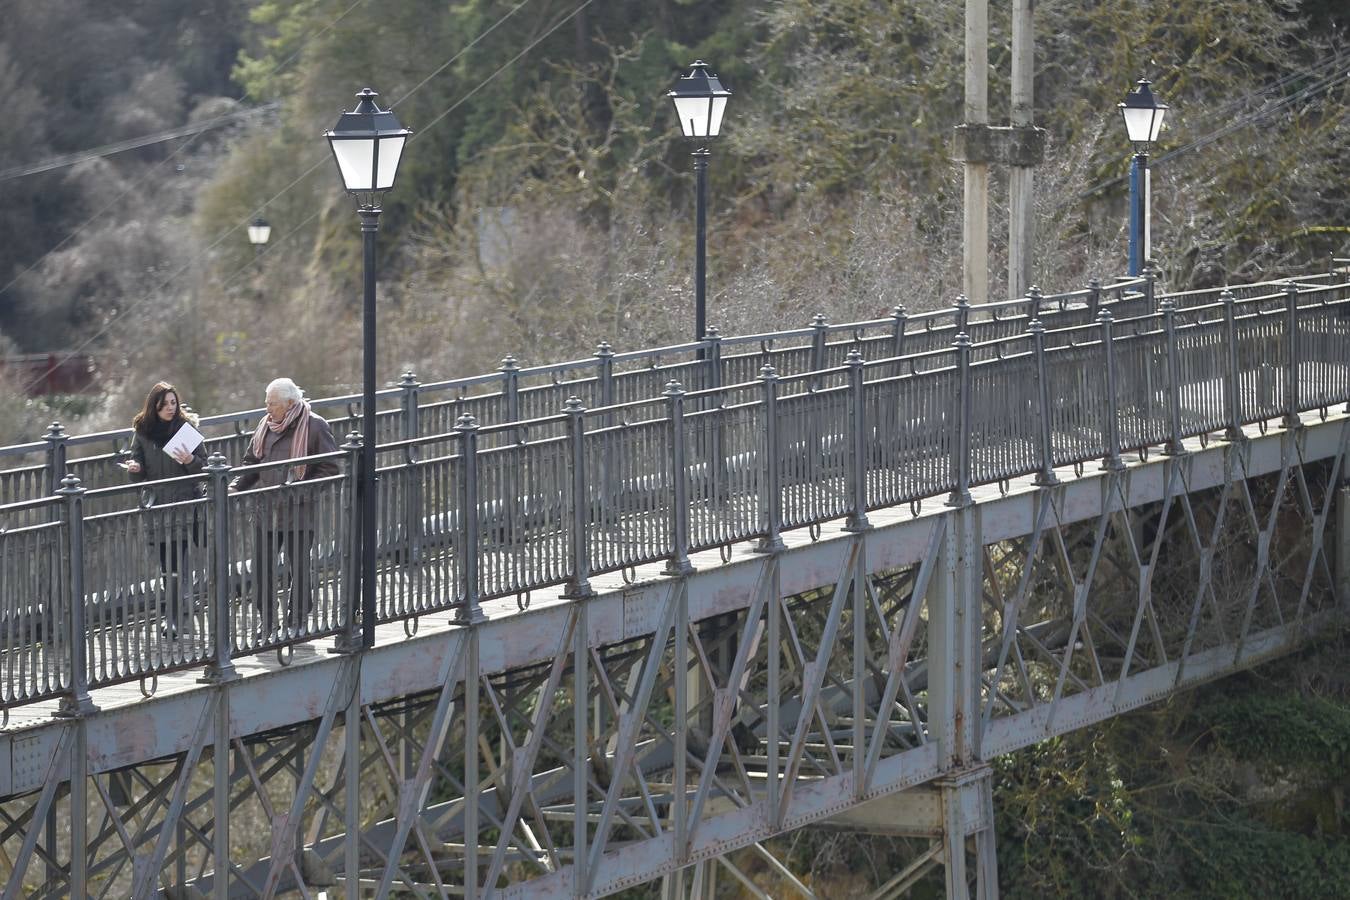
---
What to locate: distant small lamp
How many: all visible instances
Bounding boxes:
[247,217,271,256]
[1118,78,1168,275]
[667,61,732,347]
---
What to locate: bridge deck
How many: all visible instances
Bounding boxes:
[2,409,1340,769]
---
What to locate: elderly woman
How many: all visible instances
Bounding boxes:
[230,378,339,640]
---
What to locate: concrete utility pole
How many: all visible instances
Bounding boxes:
[957,0,1045,303]
[1008,0,1035,298]
[962,0,990,305]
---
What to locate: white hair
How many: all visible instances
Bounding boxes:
[265,377,304,403]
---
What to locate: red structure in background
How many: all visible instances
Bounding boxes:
[0,353,97,396]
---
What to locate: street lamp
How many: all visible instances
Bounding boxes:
[247,216,272,254]
[324,87,412,649]
[668,60,731,346]
[1118,77,1168,276]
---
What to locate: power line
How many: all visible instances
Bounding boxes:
[20,0,597,396]
[0,0,371,309]
[0,104,279,184]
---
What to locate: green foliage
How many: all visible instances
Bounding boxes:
[1201,691,1350,779]
[995,733,1152,898]
[986,635,1350,899]
[1176,822,1350,900]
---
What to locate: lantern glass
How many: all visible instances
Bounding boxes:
[247,220,271,245]
[375,135,407,190]
[1122,106,1165,144]
[331,138,376,192]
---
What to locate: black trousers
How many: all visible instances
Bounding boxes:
[156,518,200,624]
[252,528,315,634]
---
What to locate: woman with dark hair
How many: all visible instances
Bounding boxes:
[122,381,208,637]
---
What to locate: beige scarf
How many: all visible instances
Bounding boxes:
[249,398,313,481]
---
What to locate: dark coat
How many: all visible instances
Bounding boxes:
[128,426,208,504]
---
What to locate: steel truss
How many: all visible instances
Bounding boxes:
[2,418,1346,899]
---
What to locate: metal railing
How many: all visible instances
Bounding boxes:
[0,276,1171,504]
[2,278,1348,715]
[17,269,1336,507]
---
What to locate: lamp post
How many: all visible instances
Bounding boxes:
[1118,77,1168,277]
[247,217,271,304]
[668,61,731,347]
[247,216,271,259]
[324,88,412,649]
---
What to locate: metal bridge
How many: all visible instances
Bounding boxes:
[0,272,1348,898]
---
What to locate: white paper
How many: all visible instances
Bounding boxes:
[162,422,204,460]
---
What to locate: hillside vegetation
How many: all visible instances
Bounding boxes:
[0,2,1347,893]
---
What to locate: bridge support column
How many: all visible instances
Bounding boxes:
[343,659,361,900]
[931,497,998,899]
[937,766,999,900]
[70,718,88,899]
[212,688,231,900]
[931,508,983,768]
[1337,485,1350,608]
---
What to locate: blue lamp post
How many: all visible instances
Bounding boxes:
[1118,77,1168,276]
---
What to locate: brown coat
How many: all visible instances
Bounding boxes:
[231,412,340,492]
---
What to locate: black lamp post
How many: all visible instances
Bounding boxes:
[324,88,411,649]
[1118,77,1168,276]
[668,61,731,346]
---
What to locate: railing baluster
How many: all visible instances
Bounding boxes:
[704,326,728,505]
[947,333,972,506]
[44,423,67,498]
[809,314,828,389]
[57,474,95,715]
[455,414,485,621]
[399,371,421,439]
[499,355,521,424]
[400,371,423,569]
[1161,297,1185,455]
[954,294,971,336]
[704,326,722,394]
[664,381,693,575]
[563,399,593,597]
[890,305,908,360]
[1099,310,1124,471]
[595,342,615,407]
[204,453,239,679]
[1222,289,1243,441]
[1030,319,1058,485]
[845,350,870,531]
[756,366,785,553]
[337,433,363,650]
[1284,283,1301,429]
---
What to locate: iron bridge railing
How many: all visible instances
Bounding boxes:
[1,277,1348,716]
[0,276,1178,506]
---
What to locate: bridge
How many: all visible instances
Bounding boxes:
[0,272,1347,898]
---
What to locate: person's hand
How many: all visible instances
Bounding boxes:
[170,448,193,465]
[122,460,142,474]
